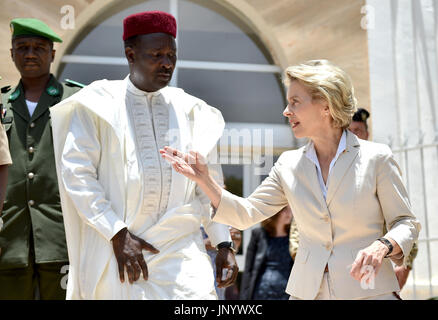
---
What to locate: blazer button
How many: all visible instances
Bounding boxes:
[28,146,34,153]
[28,200,35,206]
[325,242,332,251]
[28,172,35,179]
[323,215,330,222]
[30,122,35,128]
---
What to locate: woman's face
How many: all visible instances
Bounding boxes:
[283,80,329,139]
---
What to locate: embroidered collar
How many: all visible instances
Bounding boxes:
[125,75,163,98]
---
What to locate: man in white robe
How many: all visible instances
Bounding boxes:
[50,11,238,300]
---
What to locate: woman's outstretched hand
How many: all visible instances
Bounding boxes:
[160,146,223,209]
[159,146,208,183]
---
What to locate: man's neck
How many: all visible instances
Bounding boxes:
[129,74,160,93]
[21,73,51,102]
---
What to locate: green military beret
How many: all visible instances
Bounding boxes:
[10,18,62,43]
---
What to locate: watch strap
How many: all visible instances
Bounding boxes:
[216,241,236,253]
[377,238,393,257]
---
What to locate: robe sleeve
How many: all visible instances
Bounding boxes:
[60,105,128,242]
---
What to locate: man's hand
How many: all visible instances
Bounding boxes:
[394,265,411,289]
[215,248,238,288]
[204,238,216,251]
[111,228,159,284]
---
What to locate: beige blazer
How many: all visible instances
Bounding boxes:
[213,130,421,299]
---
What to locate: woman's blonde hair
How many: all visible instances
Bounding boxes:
[283,59,357,129]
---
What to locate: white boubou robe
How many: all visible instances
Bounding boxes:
[50,77,231,299]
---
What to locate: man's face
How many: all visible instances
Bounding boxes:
[348,121,369,140]
[11,37,55,78]
[126,33,177,92]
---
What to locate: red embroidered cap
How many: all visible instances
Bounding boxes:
[123,11,177,40]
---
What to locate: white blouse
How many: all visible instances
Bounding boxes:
[305,130,347,199]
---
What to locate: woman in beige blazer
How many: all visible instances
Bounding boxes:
[160,60,421,300]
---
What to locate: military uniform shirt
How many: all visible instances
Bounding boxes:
[0,74,81,269]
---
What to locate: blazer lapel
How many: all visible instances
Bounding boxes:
[299,144,327,205]
[326,131,360,206]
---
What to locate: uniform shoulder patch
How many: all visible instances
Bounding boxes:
[8,88,20,102]
[64,79,86,88]
[46,85,60,96]
[1,85,11,94]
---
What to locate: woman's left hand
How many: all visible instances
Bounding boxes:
[350,240,389,285]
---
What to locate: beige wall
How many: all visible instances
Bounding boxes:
[0,0,369,109]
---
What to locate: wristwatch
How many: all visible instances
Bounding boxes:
[377,238,393,257]
[216,241,236,253]
[0,216,3,232]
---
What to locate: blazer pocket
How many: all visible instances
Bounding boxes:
[295,247,310,264]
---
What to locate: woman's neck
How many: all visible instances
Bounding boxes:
[273,224,288,237]
[312,127,343,162]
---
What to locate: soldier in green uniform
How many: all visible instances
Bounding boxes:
[0,18,83,299]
